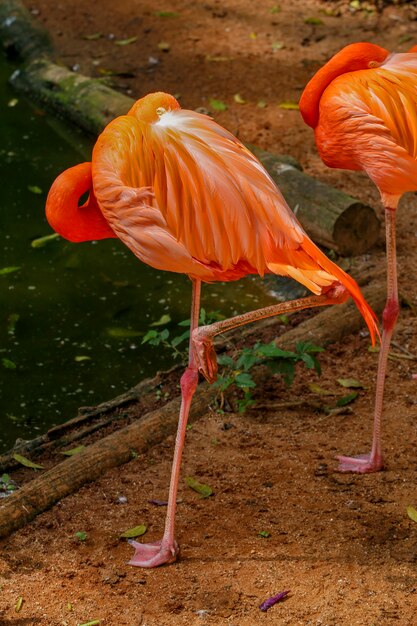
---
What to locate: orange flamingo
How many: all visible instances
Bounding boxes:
[300,42,417,473]
[46,92,377,567]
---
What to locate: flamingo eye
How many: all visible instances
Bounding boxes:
[368,60,379,68]
[156,107,167,116]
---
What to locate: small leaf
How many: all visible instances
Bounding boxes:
[115,36,138,46]
[336,392,358,407]
[278,101,299,110]
[337,378,366,389]
[28,185,42,194]
[120,524,147,538]
[270,5,281,13]
[217,354,235,368]
[0,266,21,276]
[15,596,24,613]
[74,531,87,541]
[61,445,85,456]
[154,11,179,17]
[7,313,20,334]
[205,55,233,62]
[304,17,323,25]
[235,372,257,389]
[271,41,285,51]
[234,93,246,104]
[171,330,190,347]
[74,355,91,362]
[13,453,43,469]
[308,383,334,396]
[8,98,18,107]
[107,327,142,338]
[185,476,213,498]
[258,530,270,538]
[78,621,101,626]
[257,100,267,108]
[157,41,171,51]
[82,32,102,40]
[407,506,417,523]
[209,98,228,111]
[2,358,17,370]
[31,233,59,248]
[150,314,171,327]
[249,32,257,39]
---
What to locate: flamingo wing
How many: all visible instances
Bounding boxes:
[316,52,417,197]
[92,106,339,291]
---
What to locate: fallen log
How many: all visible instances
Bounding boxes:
[0,384,215,539]
[0,278,386,538]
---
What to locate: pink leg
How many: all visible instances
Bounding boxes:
[193,283,350,384]
[337,207,399,473]
[129,279,201,567]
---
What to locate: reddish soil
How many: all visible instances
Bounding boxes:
[2,1,417,624]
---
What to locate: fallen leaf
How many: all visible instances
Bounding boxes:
[15,596,24,613]
[278,101,299,110]
[209,98,228,111]
[154,11,179,17]
[0,266,21,276]
[271,41,285,51]
[8,98,18,107]
[407,506,417,523]
[74,531,87,541]
[106,327,142,338]
[31,233,59,248]
[308,383,335,396]
[120,524,147,538]
[270,4,281,13]
[258,530,270,538]
[78,621,101,626]
[336,392,358,407]
[304,16,323,25]
[186,476,213,498]
[2,358,16,370]
[337,378,366,389]
[74,355,91,362]
[13,453,43,469]
[249,32,257,39]
[28,185,42,194]
[259,590,290,612]
[115,36,138,46]
[61,445,85,456]
[257,100,267,108]
[205,55,233,62]
[234,93,246,104]
[150,314,171,327]
[157,41,171,51]
[82,33,102,40]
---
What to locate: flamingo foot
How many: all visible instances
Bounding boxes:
[336,452,383,474]
[128,538,179,568]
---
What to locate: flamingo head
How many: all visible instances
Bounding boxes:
[299,42,389,128]
[127,92,181,124]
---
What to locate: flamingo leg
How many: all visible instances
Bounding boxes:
[193,282,350,384]
[337,207,399,473]
[129,278,201,567]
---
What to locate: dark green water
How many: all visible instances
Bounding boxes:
[0,60,284,453]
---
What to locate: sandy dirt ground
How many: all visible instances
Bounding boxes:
[2,1,417,624]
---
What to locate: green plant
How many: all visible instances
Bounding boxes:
[215,340,324,413]
[141,308,224,361]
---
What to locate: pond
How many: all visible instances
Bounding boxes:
[0,58,296,453]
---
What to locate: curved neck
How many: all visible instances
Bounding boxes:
[46,162,117,243]
[299,43,389,128]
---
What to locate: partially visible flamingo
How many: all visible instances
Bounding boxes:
[300,42,417,473]
[46,92,377,567]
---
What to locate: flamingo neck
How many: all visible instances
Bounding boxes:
[299,42,389,129]
[45,162,117,243]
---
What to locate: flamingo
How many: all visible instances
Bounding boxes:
[299,42,417,473]
[46,92,378,567]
